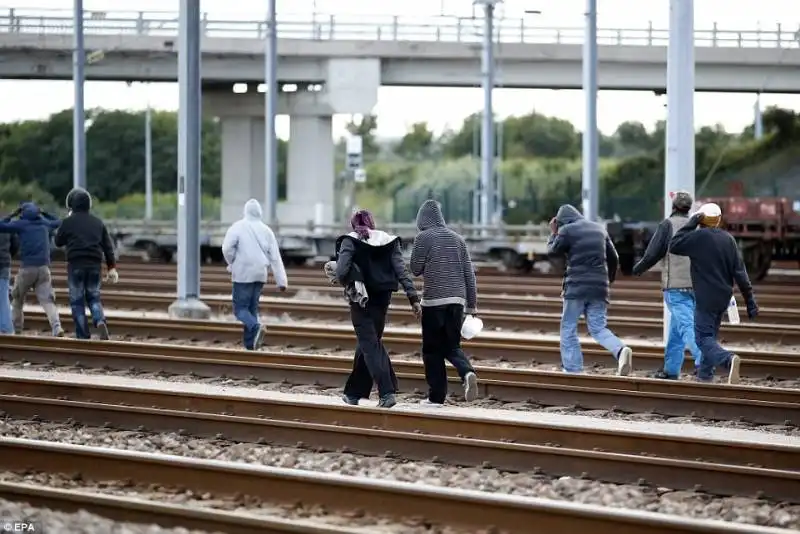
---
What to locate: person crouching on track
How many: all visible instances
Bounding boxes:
[0,229,19,334]
[54,187,119,340]
[632,191,702,379]
[410,200,479,406]
[547,205,633,375]
[668,202,757,384]
[0,202,64,336]
[221,199,288,351]
[334,209,421,409]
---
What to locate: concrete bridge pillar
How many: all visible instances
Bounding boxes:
[204,58,380,228]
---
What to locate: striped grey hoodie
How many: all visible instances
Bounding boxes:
[410,200,478,313]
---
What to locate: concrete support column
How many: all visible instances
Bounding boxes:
[279,115,334,226]
[220,116,265,224]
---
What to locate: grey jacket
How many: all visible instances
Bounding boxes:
[632,211,693,289]
[546,204,618,302]
[410,200,478,313]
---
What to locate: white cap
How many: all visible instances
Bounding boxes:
[697,202,721,218]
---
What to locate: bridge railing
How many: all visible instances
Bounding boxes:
[0,7,798,48]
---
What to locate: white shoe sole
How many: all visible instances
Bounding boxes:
[617,347,632,376]
[463,372,478,402]
[728,355,741,385]
[420,399,444,407]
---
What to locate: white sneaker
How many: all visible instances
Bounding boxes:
[253,325,267,350]
[420,399,444,407]
[463,372,478,402]
[727,354,741,385]
[617,346,632,376]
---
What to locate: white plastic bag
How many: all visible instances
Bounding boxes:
[461,315,484,340]
[726,295,740,325]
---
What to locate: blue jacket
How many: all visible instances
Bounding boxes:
[0,202,61,267]
[546,204,619,302]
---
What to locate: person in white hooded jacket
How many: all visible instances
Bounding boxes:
[222,199,288,350]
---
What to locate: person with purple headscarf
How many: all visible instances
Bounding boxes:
[333,209,420,409]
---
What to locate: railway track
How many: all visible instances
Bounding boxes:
[34,290,800,346]
[1,374,798,501]
[1,335,798,423]
[0,437,783,534]
[41,274,800,308]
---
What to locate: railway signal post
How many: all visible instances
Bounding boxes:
[169,0,211,320]
[663,0,695,340]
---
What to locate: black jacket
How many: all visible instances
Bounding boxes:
[54,188,116,270]
[335,230,419,305]
[669,213,754,312]
[546,204,618,301]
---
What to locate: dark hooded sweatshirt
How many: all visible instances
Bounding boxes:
[334,229,419,305]
[54,188,116,270]
[668,213,754,313]
[546,204,619,302]
[0,202,60,268]
[409,200,478,313]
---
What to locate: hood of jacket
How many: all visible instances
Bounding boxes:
[416,200,446,231]
[346,229,399,247]
[66,187,92,212]
[20,202,41,221]
[555,204,583,227]
[243,199,263,221]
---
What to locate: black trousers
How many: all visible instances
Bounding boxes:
[343,290,398,398]
[421,304,475,404]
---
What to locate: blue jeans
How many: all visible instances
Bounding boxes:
[695,307,734,381]
[232,282,263,349]
[560,299,625,373]
[0,277,12,334]
[663,289,702,376]
[68,266,106,339]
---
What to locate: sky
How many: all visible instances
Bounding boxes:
[2,0,800,140]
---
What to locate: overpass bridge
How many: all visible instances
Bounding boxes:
[1,7,797,232]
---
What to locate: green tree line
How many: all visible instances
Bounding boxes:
[1,105,798,223]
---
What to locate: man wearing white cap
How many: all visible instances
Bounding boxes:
[669,202,759,384]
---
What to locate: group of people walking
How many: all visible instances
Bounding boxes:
[547,190,757,385]
[0,188,119,339]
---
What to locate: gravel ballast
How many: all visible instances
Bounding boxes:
[1,419,798,531]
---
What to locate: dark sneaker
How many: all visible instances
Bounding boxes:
[463,371,478,402]
[341,395,359,406]
[727,354,741,385]
[649,369,678,380]
[377,394,396,409]
[97,322,110,340]
[253,325,267,350]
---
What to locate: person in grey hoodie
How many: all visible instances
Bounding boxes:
[335,209,420,409]
[410,199,479,406]
[0,229,19,334]
[221,199,288,350]
[547,204,633,375]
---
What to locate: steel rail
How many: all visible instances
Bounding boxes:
[39,274,800,308]
[19,312,800,378]
[1,387,798,501]
[2,336,798,424]
[43,289,800,337]
[0,482,355,534]
[1,438,787,534]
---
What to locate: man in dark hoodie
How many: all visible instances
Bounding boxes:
[632,191,702,379]
[547,204,633,375]
[0,202,63,336]
[335,210,420,409]
[410,199,479,406]
[669,202,757,384]
[54,188,119,340]
[0,228,20,334]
